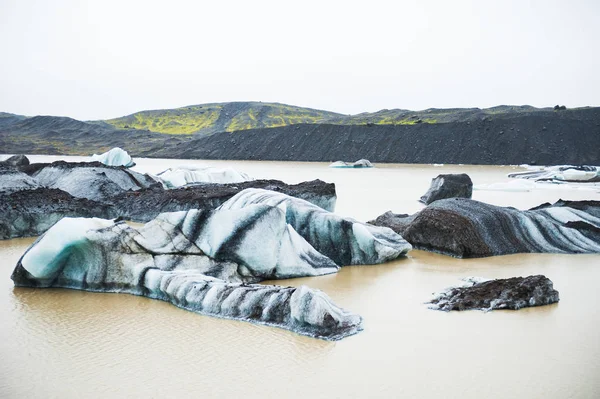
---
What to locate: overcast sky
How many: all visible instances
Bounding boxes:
[0,0,598,120]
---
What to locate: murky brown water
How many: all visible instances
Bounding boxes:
[1,156,600,398]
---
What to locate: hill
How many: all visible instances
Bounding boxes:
[102,102,573,136]
[104,102,344,135]
[1,103,599,165]
[149,107,600,165]
[0,115,184,156]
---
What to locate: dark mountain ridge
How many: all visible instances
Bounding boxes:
[1,103,598,165]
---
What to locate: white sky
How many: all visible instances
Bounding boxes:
[0,0,598,120]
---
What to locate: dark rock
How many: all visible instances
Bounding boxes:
[0,188,111,239]
[112,179,337,222]
[369,198,600,257]
[419,173,473,204]
[368,211,414,234]
[427,275,559,311]
[1,154,30,167]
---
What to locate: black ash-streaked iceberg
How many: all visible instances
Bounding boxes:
[12,186,412,339]
[508,165,600,182]
[369,198,600,258]
[11,211,359,340]
[218,188,412,265]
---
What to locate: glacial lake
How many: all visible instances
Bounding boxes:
[1,155,600,398]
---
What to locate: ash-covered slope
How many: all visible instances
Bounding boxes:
[0,115,185,156]
[154,107,600,165]
[2,105,600,165]
[0,112,27,129]
[103,102,588,136]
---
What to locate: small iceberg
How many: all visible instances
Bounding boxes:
[329,159,373,168]
[508,165,600,182]
[156,165,253,188]
[91,147,135,168]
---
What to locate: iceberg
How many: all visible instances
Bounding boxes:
[91,147,135,167]
[11,203,379,339]
[508,165,600,182]
[0,166,40,193]
[329,159,374,168]
[156,165,253,188]
[369,198,600,258]
[32,161,159,202]
[218,188,412,265]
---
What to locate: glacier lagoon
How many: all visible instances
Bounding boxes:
[1,156,600,398]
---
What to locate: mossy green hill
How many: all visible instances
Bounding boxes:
[2,103,598,165]
[103,102,571,135]
[104,102,343,135]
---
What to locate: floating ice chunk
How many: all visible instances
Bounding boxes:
[219,188,412,265]
[91,147,135,167]
[12,212,362,340]
[370,197,600,257]
[557,168,598,181]
[508,165,599,182]
[156,165,253,188]
[33,161,156,201]
[134,206,339,279]
[329,159,373,168]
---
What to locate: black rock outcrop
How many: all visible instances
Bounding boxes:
[419,173,473,204]
[369,198,600,257]
[427,275,559,311]
[0,188,111,239]
[112,179,337,222]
